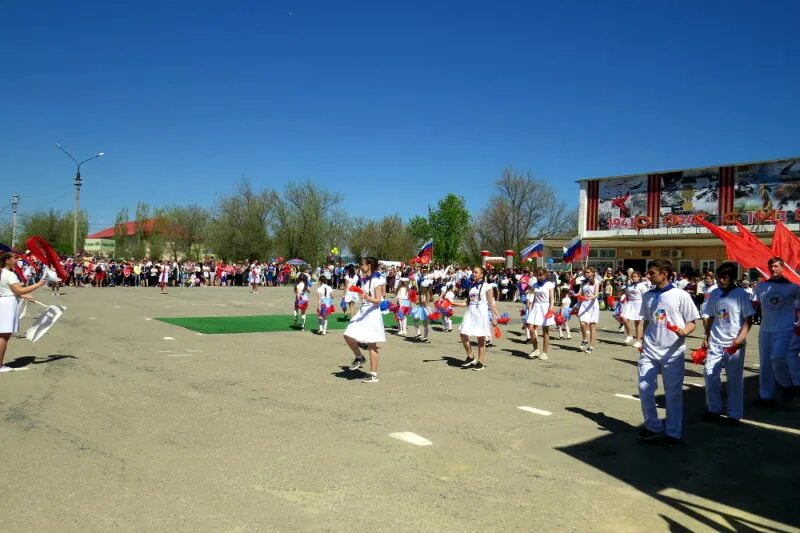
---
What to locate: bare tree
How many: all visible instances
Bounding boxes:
[207,179,276,260]
[475,167,576,254]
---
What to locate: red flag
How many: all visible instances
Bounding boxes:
[771,221,800,271]
[699,218,800,283]
[697,219,769,277]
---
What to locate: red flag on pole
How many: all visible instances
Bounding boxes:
[697,219,769,278]
[770,221,800,271]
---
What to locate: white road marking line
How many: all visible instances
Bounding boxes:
[195,333,204,336]
[389,432,432,446]
[114,305,121,309]
[186,349,202,353]
[741,419,800,436]
[158,350,176,353]
[89,317,96,320]
[517,406,552,416]
[168,354,193,357]
[144,317,152,321]
[163,337,175,340]
[614,393,640,401]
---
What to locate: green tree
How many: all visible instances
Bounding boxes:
[406,215,431,245]
[428,194,470,264]
[114,207,135,258]
[273,180,344,265]
[20,209,88,255]
[207,179,275,261]
[162,204,210,261]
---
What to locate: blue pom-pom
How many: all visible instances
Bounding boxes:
[379,299,390,312]
[397,311,405,320]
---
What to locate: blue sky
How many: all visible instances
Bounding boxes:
[1,1,798,233]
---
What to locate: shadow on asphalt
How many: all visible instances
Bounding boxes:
[331,365,367,380]
[560,373,800,530]
[6,354,78,368]
[421,356,464,368]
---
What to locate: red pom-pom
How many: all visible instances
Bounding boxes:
[497,316,510,325]
[665,321,681,333]
[493,326,502,339]
[348,285,363,294]
[409,289,418,303]
[428,311,441,321]
[724,343,739,355]
[576,294,587,302]
[544,309,554,319]
[691,347,707,365]
[555,314,566,326]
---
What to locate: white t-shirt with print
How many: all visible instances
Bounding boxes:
[642,286,700,354]
[703,287,755,346]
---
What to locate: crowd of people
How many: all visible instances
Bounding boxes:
[1,249,797,447]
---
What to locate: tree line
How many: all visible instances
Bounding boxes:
[5,168,577,264]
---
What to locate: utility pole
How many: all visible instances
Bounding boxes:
[11,194,19,248]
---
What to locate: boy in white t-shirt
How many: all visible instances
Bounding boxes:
[701,262,754,423]
[638,259,700,445]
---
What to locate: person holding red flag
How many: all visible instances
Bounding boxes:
[701,262,754,424]
[754,257,800,406]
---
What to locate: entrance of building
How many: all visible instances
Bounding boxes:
[623,259,647,273]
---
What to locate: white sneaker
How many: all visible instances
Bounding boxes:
[633,340,642,349]
[361,372,379,383]
[528,349,541,359]
[539,352,549,360]
[0,365,13,373]
[625,336,633,345]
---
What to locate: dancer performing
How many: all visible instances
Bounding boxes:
[316,276,334,335]
[453,266,500,371]
[526,268,555,360]
[0,252,47,373]
[577,266,602,353]
[158,260,170,294]
[395,278,410,337]
[344,257,386,383]
[343,265,360,319]
[621,271,649,349]
[294,273,310,331]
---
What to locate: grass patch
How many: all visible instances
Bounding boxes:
[156,313,462,335]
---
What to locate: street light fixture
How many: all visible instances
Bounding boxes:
[56,144,105,256]
[10,195,19,248]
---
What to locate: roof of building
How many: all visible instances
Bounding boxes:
[574,155,799,183]
[87,219,157,239]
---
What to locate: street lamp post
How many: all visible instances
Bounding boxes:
[56,144,104,256]
[10,195,19,248]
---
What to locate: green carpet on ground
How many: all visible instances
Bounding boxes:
[156,313,462,335]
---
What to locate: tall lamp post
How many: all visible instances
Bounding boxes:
[10,194,19,248]
[56,144,104,256]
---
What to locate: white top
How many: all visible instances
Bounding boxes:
[580,279,601,299]
[317,285,332,298]
[296,282,307,298]
[755,279,800,332]
[0,269,20,298]
[702,283,718,302]
[396,286,408,300]
[703,287,755,346]
[468,281,492,305]
[443,290,455,302]
[344,275,359,288]
[560,296,572,310]
[529,280,554,304]
[360,275,386,307]
[642,285,700,352]
[625,281,649,302]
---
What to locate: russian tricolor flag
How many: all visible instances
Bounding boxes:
[563,236,585,264]
[414,239,433,264]
[520,239,544,261]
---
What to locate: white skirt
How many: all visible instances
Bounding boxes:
[578,299,600,324]
[344,292,360,304]
[460,303,490,337]
[0,296,20,334]
[621,299,644,321]
[526,301,555,327]
[343,304,386,343]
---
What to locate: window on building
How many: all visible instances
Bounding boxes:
[700,260,716,274]
[678,260,694,276]
[590,248,616,259]
[549,249,561,259]
[641,250,651,257]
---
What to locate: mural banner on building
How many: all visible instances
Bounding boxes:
[659,168,719,225]
[735,159,800,224]
[597,175,647,230]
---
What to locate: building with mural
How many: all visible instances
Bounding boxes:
[567,157,800,275]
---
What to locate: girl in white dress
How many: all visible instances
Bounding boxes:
[316,278,334,335]
[577,266,602,353]
[343,265,360,320]
[294,273,310,331]
[525,268,556,360]
[344,257,387,383]
[557,288,573,340]
[395,278,410,336]
[452,266,500,371]
[439,282,456,333]
[158,260,171,294]
[621,271,649,348]
[411,281,432,343]
[0,252,46,373]
[248,262,260,294]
